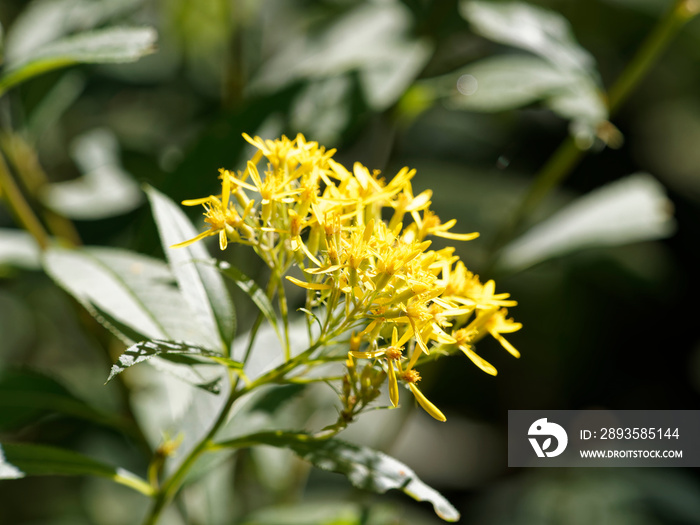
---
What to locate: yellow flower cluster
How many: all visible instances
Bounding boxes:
[177,133,521,421]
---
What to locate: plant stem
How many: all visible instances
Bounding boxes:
[140,371,243,525]
[140,334,327,525]
[0,150,50,249]
[1,133,82,246]
[608,0,699,113]
[489,0,699,257]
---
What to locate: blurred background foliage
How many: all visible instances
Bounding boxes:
[1,0,700,523]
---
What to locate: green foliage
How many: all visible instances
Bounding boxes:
[44,246,212,345]
[106,340,242,394]
[0,368,124,431]
[40,129,143,219]
[1,0,699,523]
[455,1,607,143]
[146,187,237,355]
[0,442,152,495]
[0,27,157,95]
[216,431,460,522]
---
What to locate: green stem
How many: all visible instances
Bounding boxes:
[140,335,325,525]
[0,150,50,249]
[140,371,244,525]
[490,0,698,256]
[607,0,699,113]
[1,133,82,246]
[277,276,292,361]
[242,274,279,365]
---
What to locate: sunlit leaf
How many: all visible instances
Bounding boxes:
[106,339,241,393]
[215,431,460,522]
[456,1,607,142]
[146,186,236,354]
[496,174,676,272]
[40,129,143,219]
[249,2,431,111]
[0,26,157,94]
[0,443,152,495]
[43,246,215,347]
[3,0,143,63]
[460,1,595,74]
[442,55,607,142]
[0,228,41,270]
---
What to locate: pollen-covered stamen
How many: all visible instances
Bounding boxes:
[452,328,475,346]
[401,369,421,384]
[385,346,403,360]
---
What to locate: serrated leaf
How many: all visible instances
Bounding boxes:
[40,128,143,219]
[0,26,157,95]
[216,432,460,522]
[496,173,676,272]
[0,369,126,432]
[0,442,152,495]
[106,339,241,392]
[146,186,236,354]
[460,1,595,75]
[218,261,282,345]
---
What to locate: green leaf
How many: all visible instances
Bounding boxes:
[3,0,143,64]
[496,173,676,272]
[44,246,215,347]
[0,228,41,271]
[249,2,431,110]
[460,1,595,75]
[217,261,282,344]
[457,1,607,142]
[106,340,242,393]
[40,129,143,219]
[146,186,236,354]
[0,442,153,495]
[0,369,127,432]
[0,26,157,95]
[215,432,460,522]
[443,55,607,135]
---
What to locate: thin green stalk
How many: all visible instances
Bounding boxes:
[1,133,82,246]
[140,335,327,525]
[277,276,292,361]
[140,370,243,525]
[242,274,279,365]
[0,150,50,249]
[608,0,700,113]
[490,0,699,257]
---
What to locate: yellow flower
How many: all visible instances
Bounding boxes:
[173,173,254,250]
[176,132,522,421]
